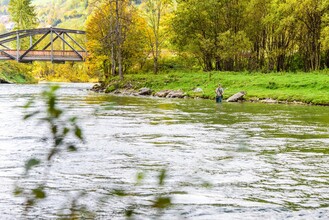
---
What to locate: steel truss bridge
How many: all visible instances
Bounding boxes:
[0,27,87,63]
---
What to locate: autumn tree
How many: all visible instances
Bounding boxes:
[86,0,148,81]
[141,0,173,74]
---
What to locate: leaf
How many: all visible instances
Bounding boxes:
[75,126,83,140]
[152,197,171,209]
[55,137,63,146]
[136,172,145,185]
[26,199,35,207]
[51,125,58,134]
[67,145,77,152]
[32,187,46,199]
[23,111,40,120]
[70,116,78,123]
[25,158,40,172]
[14,186,23,196]
[112,189,127,197]
[158,169,166,186]
[48,148,59,161]
[125,209,134,217]
[63,127,70,136]
[22,99,34,109]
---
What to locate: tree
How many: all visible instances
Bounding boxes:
[86,0,148,81]
[292,0,329,71]
[172,0,251,71]
[171,0,220,71]
[0,23,6,34]
[141,0,173,74]
[8,0,37,30]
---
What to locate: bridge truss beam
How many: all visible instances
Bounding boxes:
[0,27,87,63]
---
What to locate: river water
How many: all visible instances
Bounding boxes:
[0,83,329,219]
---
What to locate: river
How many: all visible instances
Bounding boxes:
[0,83,329,219]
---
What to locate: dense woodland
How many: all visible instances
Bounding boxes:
[85,0,329,81]
[3,0,329,82]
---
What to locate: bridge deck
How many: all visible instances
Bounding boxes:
[0,50,87,62]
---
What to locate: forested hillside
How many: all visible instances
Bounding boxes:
[0,0,88,30]
[34,0,88,29]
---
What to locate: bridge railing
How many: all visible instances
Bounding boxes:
[0,50,87,61]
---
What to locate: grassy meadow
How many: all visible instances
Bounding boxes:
[105,70,329,105]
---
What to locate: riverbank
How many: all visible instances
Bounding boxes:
[0,72,37,84]
[0,62,37,84]
[94,70,329,105]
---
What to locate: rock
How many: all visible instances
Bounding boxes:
[0,79,10,84]
[193,87,203,93]
[261,98,278,104]
[166,90,186,98]
[227,91,246,102]
[91,83,104,92]
[138,87,152,96]
[124,83,133,89]
[155,90,171,97]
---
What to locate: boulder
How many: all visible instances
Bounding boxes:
[155,90,171,97]
[138,87,152,96]
[0,79,10,84]
[227,91,246,102]
[193,87,203,93]
[166,90,186,98]
[91,83,104,92]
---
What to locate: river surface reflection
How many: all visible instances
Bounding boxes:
[0,83,329,219]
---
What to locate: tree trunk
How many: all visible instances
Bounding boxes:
[276,54,285,72]
[325,50,329,68]
[115,0,123,80]
[203,54,213,71]
[153,57,158,74]
[215,57,221,70]
[111,44,116,76]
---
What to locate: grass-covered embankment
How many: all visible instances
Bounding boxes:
[105,70,329,105]
[0,62,37,84]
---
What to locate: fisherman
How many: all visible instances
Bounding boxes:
[215,83,224,103]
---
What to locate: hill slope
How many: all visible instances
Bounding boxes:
[0,0,88,31]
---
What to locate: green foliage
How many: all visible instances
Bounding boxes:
[168,0,329,72]
[266,81,278,90]
[15,86,176,218]
[24,158,40,173]
[152,197,171,209]
[14,85,85,217]
[0,61,36,84]
[105,85,116,93]
[30,62,96,83]
[8,0,37,30]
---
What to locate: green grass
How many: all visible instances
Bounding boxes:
[105,70,329,105]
